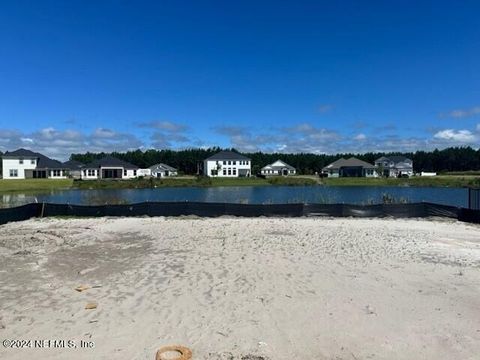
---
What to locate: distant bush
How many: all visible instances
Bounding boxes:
[267,176,316,186]
[195,176,213,186]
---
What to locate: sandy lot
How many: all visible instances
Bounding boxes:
[0,216,479,360]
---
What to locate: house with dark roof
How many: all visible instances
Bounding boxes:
[1,148,68,179]
[322,157,377,178]
[80,156,139,180]
[374,156,413,177]
[261,160,296,176]
[149,163,178,178]
[203,151,251,177]
[62,160,85,179]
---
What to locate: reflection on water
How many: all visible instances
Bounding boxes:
[0,186,469,208]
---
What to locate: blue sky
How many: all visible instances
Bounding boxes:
[0,0,479,159]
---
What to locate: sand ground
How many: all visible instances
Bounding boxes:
[0,216,479,360]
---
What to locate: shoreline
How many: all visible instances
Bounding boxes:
[0,175,478,194]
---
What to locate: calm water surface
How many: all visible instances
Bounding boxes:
[0,186,468,208]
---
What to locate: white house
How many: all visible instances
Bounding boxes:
[80,156,139,180]
[149,163,178,178]
[374,156,414,177]
[203,151,251,177]
[322,157,377,178]
[261,160,296,176]
[1,148,68,179]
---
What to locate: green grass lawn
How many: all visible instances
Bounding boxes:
[321,175,480,187]
[0,179,74,193]
[73,176,318,189]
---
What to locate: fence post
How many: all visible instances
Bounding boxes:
[40,202,45,218]
[468,187,480,210]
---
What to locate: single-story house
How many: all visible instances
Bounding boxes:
[203,151,251,177]
[322,157,377,178]
[261,160,296,176]
[149,163,178,178]
[1,148,68,179]
[80,156,139,180]
[63,160,85,179]
[374,156,413,177]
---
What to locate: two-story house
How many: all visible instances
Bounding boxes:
[374,156,413,177]
[203,151,251,177]
[1,148,68,179]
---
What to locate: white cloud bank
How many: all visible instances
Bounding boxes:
[1,121,479,160]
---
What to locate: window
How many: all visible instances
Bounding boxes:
[51,170,62,177]
[228,169,231,175]
[223,161,226,165]
[232,161,236,165]
[9,169,18,177]
[31,159,35,164]
[233,168,236,175]
[124,169,127,176]
[133,170,137,176]
[223,169,226,175]
[211,169,218,176]
[228,161,231,165]
[19,159,24,164]
[87,169,96,176]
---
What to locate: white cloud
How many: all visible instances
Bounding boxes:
[439,106,480,119]
[433,129,476,142]
[0,127,143,160]
[138,120,188,133]
[354,133,367,141]
[93,128,118,139]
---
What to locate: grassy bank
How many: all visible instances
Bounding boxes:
[321,176,480,187]
[0,179,73,193]
[73,176,318,189]
[1,175,478,194]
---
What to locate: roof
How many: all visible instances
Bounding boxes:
[261,159,295,171]
[149,163,177,172]
[63,160,85,170]
[2,148,66,169]
[36,154,65,169]
[205,151,250,161]
[322,157,375,170]
[375,155,411,164]
[2,148,39,158]
[85,156,138,169]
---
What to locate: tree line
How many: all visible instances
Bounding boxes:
[70,146,480,175]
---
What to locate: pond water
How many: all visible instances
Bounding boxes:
[0,185,468,208]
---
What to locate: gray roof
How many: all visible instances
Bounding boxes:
[323,157,375,170]
[3,148,39,158]
[85,156,138,169]
[2,148,66,169]
[63,160,85,170]
[149,163,177,172]
[206,151,250,161]
[375,155,412,164]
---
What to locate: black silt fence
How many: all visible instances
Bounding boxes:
[0,201,479,225]
[469,188,480,210]
[0,203,41,225]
